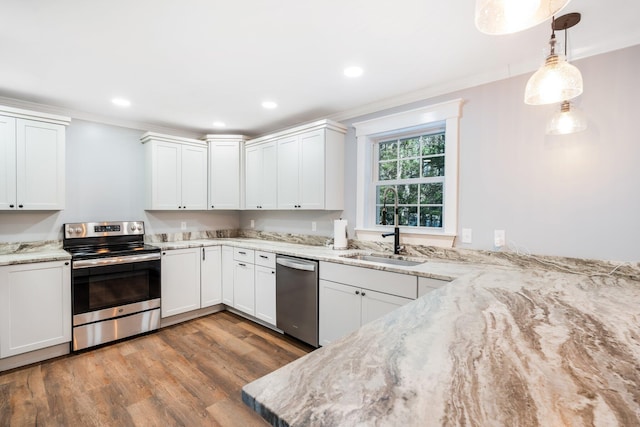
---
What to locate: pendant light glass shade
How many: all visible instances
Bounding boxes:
[546,101,587,135]
[524,53,583,105]
[475,0,571,35]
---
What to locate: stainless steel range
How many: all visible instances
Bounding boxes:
[63,221,161,351]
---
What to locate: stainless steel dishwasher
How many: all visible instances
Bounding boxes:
[275,255,319,347]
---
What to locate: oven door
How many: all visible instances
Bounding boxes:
[72,254,161,325]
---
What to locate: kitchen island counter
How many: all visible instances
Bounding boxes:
[242,265,640,426]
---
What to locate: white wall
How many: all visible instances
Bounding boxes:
[0,120,239,242]
[242,45,640,262]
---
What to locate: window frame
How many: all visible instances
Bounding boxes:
[371,126,446,229]
[353,99,462,243]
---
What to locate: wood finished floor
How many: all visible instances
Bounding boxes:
[0,311,313,426]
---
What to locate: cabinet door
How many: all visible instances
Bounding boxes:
[221,246,234,305]
[361,290,412,326]
[0,116,16,210]
[0,261,71,358]
[201,247,222,308]
[319,280,361,346]
[233,261,255,316]
[150,141,182,210]
[209,141,241,209]
[276,135,299,209]
[245,145,262,209]
[260,141,278,209]
[161,249,201,318]
[16,119,65,210]
[255,265,276,326]
[180,144,208,210]
[299,130,325,209]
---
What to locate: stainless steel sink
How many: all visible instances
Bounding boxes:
[340,253,425,267]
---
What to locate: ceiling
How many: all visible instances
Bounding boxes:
[1,0,639,137]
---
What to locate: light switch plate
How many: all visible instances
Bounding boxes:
[461,228,472,244]
[494,229,505,248]
[250,219,255,228]
[311,221,317,231]
[181,221,187,231]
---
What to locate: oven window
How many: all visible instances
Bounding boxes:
[88,270,150,311]
[73,260,161,315]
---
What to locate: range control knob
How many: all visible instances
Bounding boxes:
[136,224,143,231]
[74,227,83,234]
[130,223,137,232]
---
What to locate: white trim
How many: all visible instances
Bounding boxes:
[246,119,347,146]
[0,105,70,126]
[353,99,463,237]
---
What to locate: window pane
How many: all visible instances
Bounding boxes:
[420,207,443,228]
[422,156,444,177]
[378,161,397,181]
[420,183,443,204]
[376,185,396,204]
[399,159,420,179]
[421,134,445,156]
[399,137,420,158]
[399,207,418,226]
[378,140,397,161]
[376,205,395,226]
[398,184,418,205]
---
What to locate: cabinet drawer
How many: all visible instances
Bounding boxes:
[233,248,255,263]
[418,277,450,297]
[255,251,275,268]
[319,261,417,299]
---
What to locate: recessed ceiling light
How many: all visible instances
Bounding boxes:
[212,121,226,128]
[344,66,364,78]
[262,101,278,109]
[111,98,131,107]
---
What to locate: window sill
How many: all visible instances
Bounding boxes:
[354,228,456,248]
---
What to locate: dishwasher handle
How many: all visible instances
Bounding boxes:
[276,257,316,272]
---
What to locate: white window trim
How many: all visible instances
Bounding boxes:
[353,98,463,246]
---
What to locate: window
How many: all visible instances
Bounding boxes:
[353,99,462,241]
[374,130,446,228]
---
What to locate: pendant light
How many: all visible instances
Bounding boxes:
[475,0,571,35]
[524,13,583,105]
[546,100,587,135]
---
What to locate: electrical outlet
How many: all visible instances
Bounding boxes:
[461,228,472,244]
[181,221,187,231]
[311,221,317,232]
[250,219,255,228]
[494,229,505,248]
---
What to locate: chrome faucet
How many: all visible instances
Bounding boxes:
[380,187,402,254]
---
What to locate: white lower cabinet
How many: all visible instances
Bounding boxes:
[201,246,222,307]
[161,248,201,317]
[319,280,361,345]
[221,246,235,305]
[254,251,276,326]
[319,261,417,346]
[233,261,255,316]
[161,247,223,317]
[0,260,71,358]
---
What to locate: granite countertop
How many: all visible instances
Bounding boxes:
[0,241,70,266]
[151,238,480,281]
[242,266,640,426]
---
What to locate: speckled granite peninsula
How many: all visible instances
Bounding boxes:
[243,264,640,426]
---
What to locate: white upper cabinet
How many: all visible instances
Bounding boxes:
[0,106,69,211]
[245,140,277,210]
[206,135,246,210]
[246,119,346,211]
[142,132,208,210]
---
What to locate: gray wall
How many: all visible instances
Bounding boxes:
[242,45,640,262]
[0,120,239,242]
